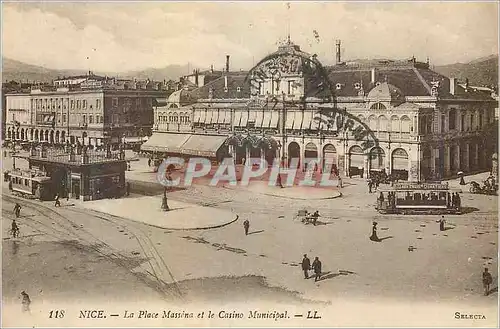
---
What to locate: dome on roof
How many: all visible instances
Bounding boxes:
[367,82,405,105]
[167,89,196,107]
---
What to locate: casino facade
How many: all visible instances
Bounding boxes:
[142,40,498,182]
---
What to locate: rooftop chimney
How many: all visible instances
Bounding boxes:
[226,55,230,73]
[224,76,228,90]
[210,65,214,73]
[335,40,341,64]
[449,77,457,95]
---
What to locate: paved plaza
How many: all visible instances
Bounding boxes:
[2,150,498,327]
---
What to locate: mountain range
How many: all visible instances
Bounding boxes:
[1,58,191,83]
[2,55,498,87]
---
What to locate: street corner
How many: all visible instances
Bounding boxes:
[76,195,239,230]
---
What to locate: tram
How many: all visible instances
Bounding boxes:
[7,169,54,201]
[376,182,462,215]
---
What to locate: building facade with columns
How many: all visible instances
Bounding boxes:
[142,41,498,181]
[5,78,166,148]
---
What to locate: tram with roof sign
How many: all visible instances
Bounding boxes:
[376,182,462,215]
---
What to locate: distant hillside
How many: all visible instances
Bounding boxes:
[119,65,190,82]
[2,57,191,83]
[1,58,86,83]
[434,55,498,87]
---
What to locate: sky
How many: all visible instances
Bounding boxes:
[2,2,499,73]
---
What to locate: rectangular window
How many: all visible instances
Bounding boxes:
[258,82,263,95]
[287,81,293,95]
[461,114,465,131]
[448,109,456,130]
[83,115,86,124]
[479,113,483,128]
[76,100,80,109]
[96,99,101,109]
[83,100,87,108]
[441,114,445,133]
[71,100,74,109]
[112,98,118,107]
[63,114,67,123]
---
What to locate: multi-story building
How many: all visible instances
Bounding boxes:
[142,40,498,181]
[5,77,168,148]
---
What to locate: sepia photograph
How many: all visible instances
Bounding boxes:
[1,1,499,327]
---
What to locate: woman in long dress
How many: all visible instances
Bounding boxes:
[370,222,380,242]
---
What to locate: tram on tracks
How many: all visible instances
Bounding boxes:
[376,182,462,215]
[6,169,55,201]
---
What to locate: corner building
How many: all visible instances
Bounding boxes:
[143,41,498,181]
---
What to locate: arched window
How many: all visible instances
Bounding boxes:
[368,115,377,131]
[168,112,173,122]
[370,102,386,110]
[401,115,411,134]
[391,115,400,132]
[378,115,388,131]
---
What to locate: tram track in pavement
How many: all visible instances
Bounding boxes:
[2,194,183,301]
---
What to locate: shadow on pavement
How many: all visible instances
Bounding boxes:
[460,206,480,214]
[248,230,265,235]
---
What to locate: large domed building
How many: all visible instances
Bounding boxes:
[143,40,498,181]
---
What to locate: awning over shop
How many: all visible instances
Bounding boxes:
[180,135,227,158]
[140,133,191,153]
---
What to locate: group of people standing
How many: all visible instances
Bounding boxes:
[301,254,323,282]
[449,192,461,210]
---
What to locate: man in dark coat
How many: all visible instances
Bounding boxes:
[439,216,446,231]
[301,254,311,279]
[54,194,61,207]
[483,268,493,296]
[312,257,322,282]
[11,219,19,238]
[243,219,250,235]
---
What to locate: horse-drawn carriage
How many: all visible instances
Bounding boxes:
[295,209,321,225]
[469,177,498,195]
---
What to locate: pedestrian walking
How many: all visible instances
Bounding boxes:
[369,221,380,242]
[13,203,21,218]
[439,216,445,231]
[337,176,343,188]
[126,182,131,196]
[312,257,322,282]
[482,268,493,296]
[243,219,250,235]
[301,254,311,279]
[66,188,70,201]
[148,158,152,167]
[368,180,372,193]
[54,194,61,207]
[11,219,19,238]
[20,291,31,313]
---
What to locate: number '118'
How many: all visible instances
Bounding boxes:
[49,310,65,318]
